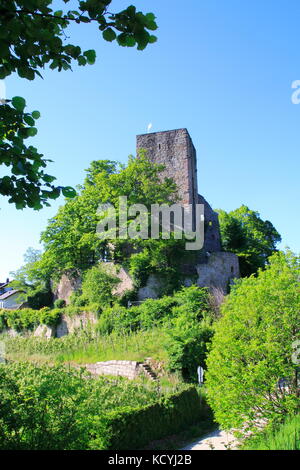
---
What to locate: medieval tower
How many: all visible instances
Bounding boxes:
[136,128,222,254]
[55,129,240,304]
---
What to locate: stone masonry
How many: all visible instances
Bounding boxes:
[136,128,222,254]
[85,360,140,380]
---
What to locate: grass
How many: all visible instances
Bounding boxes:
[2,327,170,365]
[243,414,300,450]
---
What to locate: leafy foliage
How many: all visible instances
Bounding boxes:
[0,1,157,208]
[0,362,199,450]
[0,306,61,330]
[165,309,214,382]
[103,387,203,450]
[79,264,120,307]
[217,205,281,276]
[205,250,300,431]
[97,286,212,333]
[9,247,53,308]
[96,285,215,381]
[38,154,178,279]
[243,414,300,450]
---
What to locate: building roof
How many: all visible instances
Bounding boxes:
[0,289,20,300]
[0,282,10,288]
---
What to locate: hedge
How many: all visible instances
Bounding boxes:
[101,386,205,450]
[0,307,61,331]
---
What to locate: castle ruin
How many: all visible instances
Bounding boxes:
[136,128,240,296]
[55,129,240,305]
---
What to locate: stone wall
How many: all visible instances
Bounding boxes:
[5,312,98,339]
[137,274,161,301]
[101,263,134,296]
[56,312,97,338]
[194,252,240,294]
[53,274,81,305]
[85,360,140,380]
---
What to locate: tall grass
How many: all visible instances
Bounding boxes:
[244,414,300,450]
[3,328,169,365]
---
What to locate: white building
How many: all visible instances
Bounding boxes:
[0,290,23,310]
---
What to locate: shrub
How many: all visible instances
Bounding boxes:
[0,363,204,450]
[165,308,214,382]
[205,250,300,431]
[81,265,120,306]
[97,286,212,335]
[137,296,177,329]
[102,386,203,450]
[96,305,140,334]
[53,299,66,309]
[243,414,300,450]
[0,307,61,331]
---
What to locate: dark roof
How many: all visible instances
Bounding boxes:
[0,289,20,300]
[0,282,9,288]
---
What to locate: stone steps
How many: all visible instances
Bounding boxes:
[139,363,158,382]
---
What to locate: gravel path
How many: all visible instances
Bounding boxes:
[183,429,239,450]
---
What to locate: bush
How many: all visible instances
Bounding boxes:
[165,308,214,382]
[0,363,92,450]
[54,299,66,309]
[103,386,203,450]
[206,250,300,431]
[81,265,120,306]
[0,307,61,331]
[97,286,212,335]
[96,305,140,335]
[243,414,300,450]
[0,363,205,450]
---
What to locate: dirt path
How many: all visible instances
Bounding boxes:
[183,429,239,450]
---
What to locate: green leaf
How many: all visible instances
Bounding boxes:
[27,127,38,137]
[117,33,128,47]
[62,186,77,198]
[24,115,35,126]
[103,28,117,42]
[77,56,87,66]
[43,174,56,184]
[31,111,41,120]
[125,36,136,47]
[83,50,96,65]
[149,35,157,44]
[12,96,26,112]
[48,188,61,199]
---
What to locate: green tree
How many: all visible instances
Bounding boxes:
[217,205,281,276]
[205,250,300,432]
[80,264,120,307]
[39,153,177,279]
[10,247,53,308]
[0,1,157,209]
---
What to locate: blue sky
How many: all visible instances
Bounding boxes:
[1,0,300,280]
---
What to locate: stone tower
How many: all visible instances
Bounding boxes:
[136,128,198,208]
[136,128,222,253]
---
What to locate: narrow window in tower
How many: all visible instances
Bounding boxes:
[158,144,161,150]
